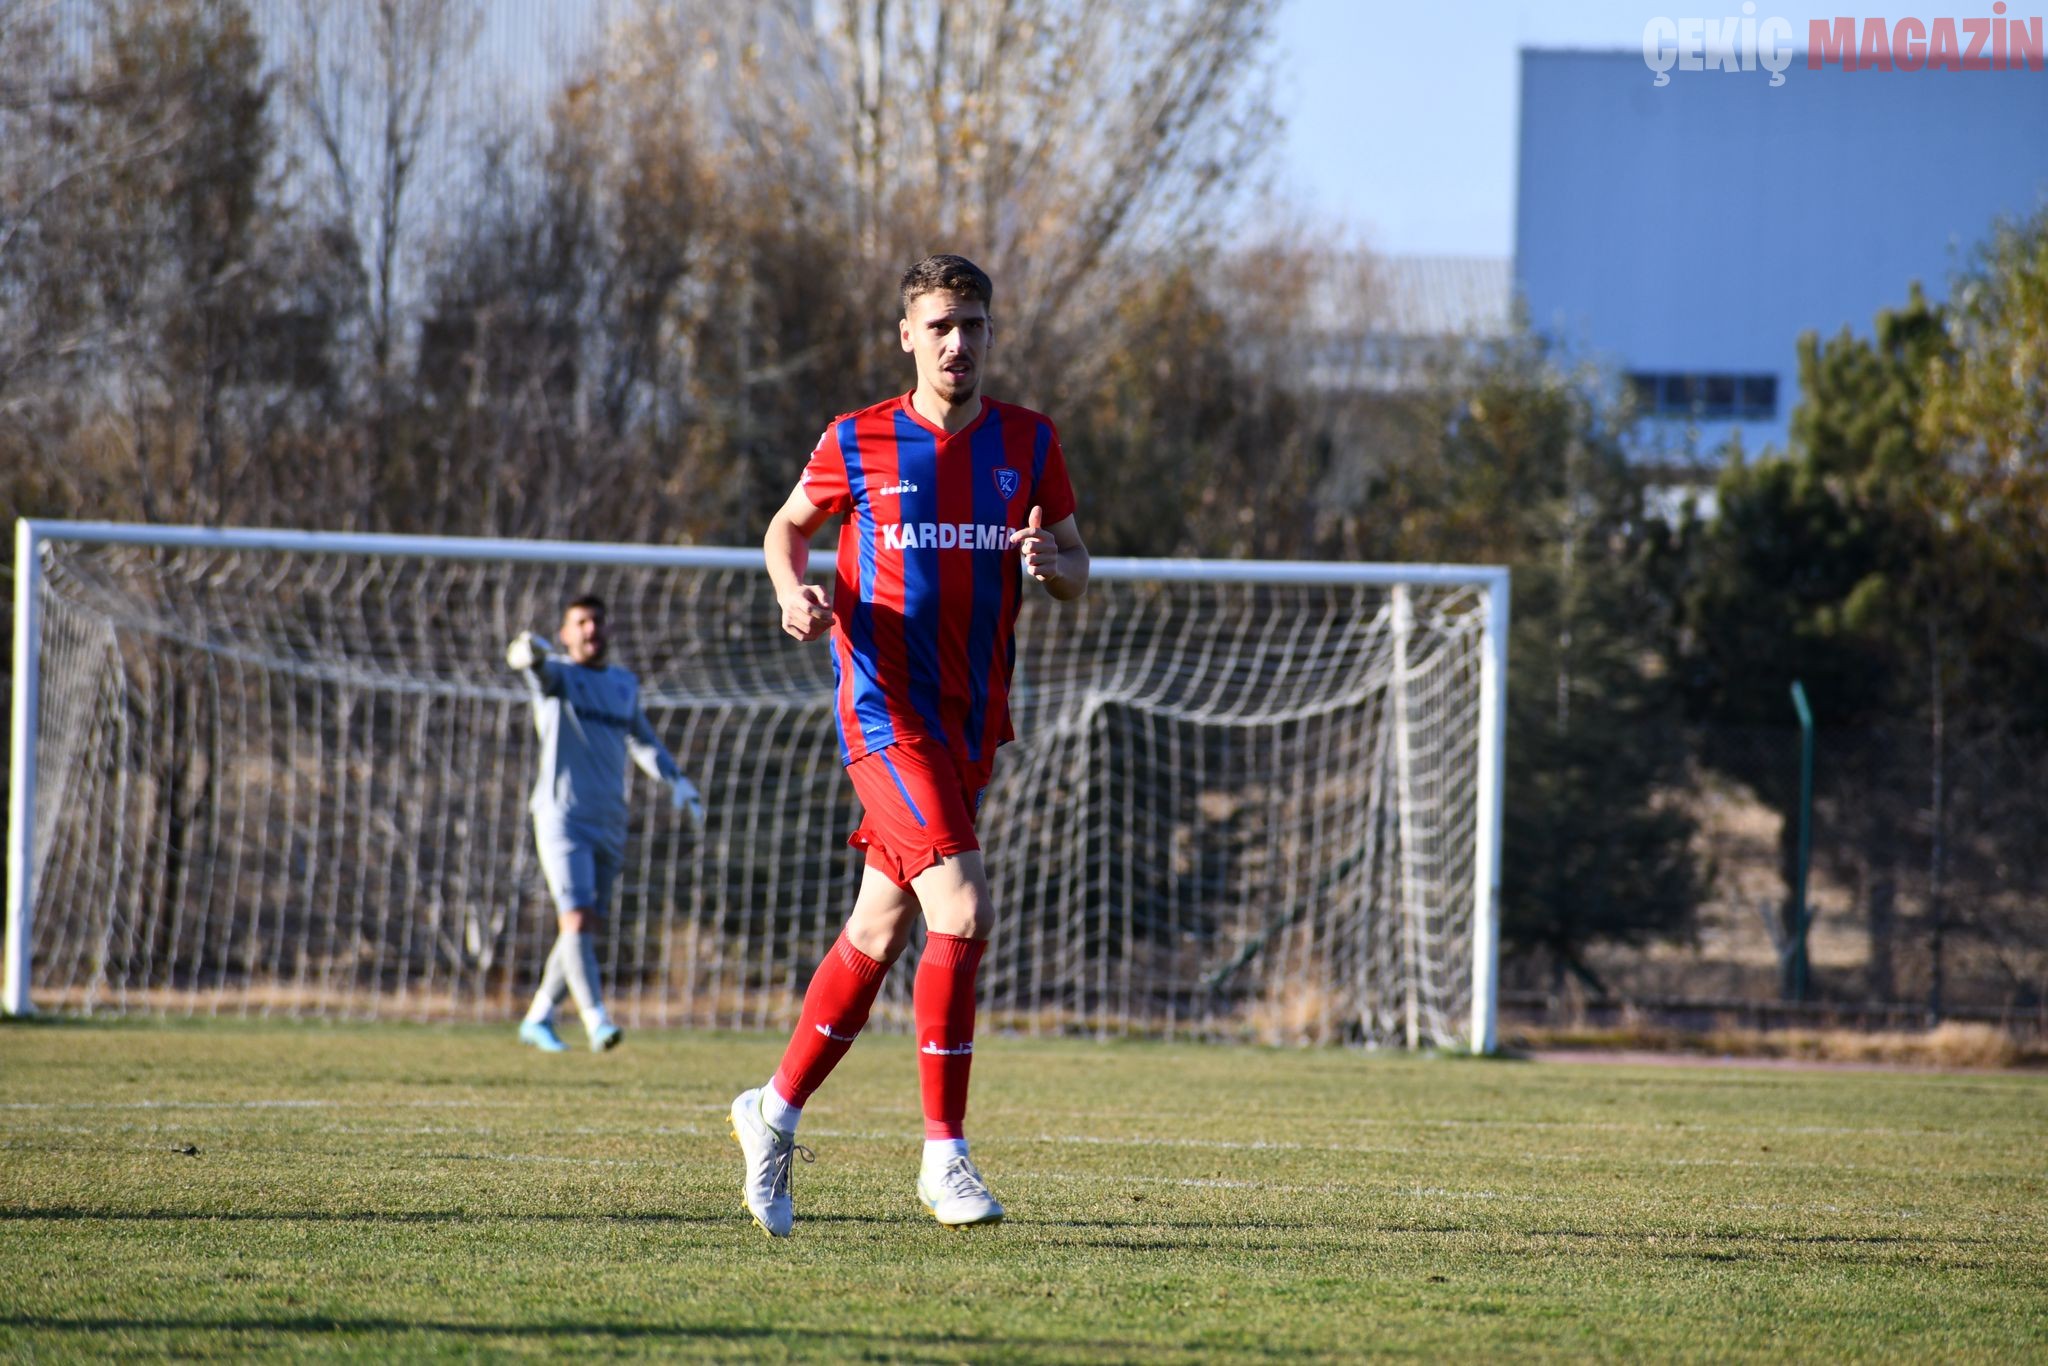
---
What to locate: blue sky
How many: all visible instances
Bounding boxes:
[1271,0,1857,255]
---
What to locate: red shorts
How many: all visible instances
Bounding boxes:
[845,734,995,888]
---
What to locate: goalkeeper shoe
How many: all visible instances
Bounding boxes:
[729,1088,809,1238]
[918,1154,1005,1228]
[589,1022,624,1053]
[518,1019,569,1054]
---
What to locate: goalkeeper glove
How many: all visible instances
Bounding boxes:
[672,775,706,828]
[505,631,551,671]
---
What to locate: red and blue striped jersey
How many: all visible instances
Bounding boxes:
[799,392,1078,766]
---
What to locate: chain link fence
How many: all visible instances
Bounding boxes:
[1516,720,2048,1035]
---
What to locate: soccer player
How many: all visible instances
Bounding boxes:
[731,254,1089,1235]
[507,594,704,1054]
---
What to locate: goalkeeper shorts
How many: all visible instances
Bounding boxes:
[844,734,993,888]
[532,815,623,915]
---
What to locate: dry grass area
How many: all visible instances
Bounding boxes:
[1510,1020,2048,1070]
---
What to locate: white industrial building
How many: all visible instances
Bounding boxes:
[1516,48,2048,457]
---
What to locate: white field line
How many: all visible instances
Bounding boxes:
[1008,1108,2029,1142]
[1,1105,2037,1177]
[1005,1132,2017,1177]
[0,1098,2026,1149]
[2,1100,2032,1144]
[0,1098,524,1112]
[0,1127,1997,1224]
[3,1119,2018,1184]
[0,1099,338,1111]
[1,1136,1956,1223]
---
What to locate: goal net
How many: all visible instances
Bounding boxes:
[7,522,1505,1049]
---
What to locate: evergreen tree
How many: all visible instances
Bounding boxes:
[1387,337,1705,990]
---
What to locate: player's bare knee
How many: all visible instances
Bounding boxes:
[915,875,992,939]
[845,910,916,962]
[927,891,992,941]
[558,908,598,935]
[847,872,920,961]
[909,852,992,939]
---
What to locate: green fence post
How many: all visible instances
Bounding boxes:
[1787,680,1815,1002]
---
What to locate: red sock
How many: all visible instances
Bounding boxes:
[771,933,892,1108]
[915,933,986,1140]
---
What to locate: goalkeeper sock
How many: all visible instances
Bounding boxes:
[771,932,892,1108]
[914,933,985,1141]
[557,929,611,1031]
[525,939,570,1024]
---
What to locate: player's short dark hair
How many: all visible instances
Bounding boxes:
[563,593,606,620]
[899,254,992,317]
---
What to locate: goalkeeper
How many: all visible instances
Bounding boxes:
[506,594,704,1053]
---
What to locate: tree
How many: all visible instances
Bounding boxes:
[391,0,1285,548]
[1675,293,1946,730]
[1349,335,1705,990]
[284,0,481,527]
[1669,290,1952,1000]
[1916,210,2048,726]
[668,0,1281,398]
[1914,211,2048,1013]
[1673,259,2048,1011]
[0,0,353,529]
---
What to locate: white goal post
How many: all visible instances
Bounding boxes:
[6,519,1507,1050]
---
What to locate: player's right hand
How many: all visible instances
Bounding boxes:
[778,585,834,643]
[504,631,550,671]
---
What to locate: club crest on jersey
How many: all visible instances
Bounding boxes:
[993,467,1021,500]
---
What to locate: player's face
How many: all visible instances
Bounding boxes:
[559,607,608,666]
[900,290,990,405]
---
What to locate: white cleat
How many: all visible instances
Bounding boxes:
[728,1088,808,1238]
[918,1154,1005,1228]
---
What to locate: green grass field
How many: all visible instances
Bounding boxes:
[2,1018,2044,1362]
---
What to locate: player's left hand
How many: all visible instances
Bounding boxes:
[672,776,706,828]
[1009,505,1058,584]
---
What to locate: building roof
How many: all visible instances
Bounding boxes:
[1369,254,1513,338]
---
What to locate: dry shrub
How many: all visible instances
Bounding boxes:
[1914,1021,2030,1068]
[1511,1018,2043,1069]
[1698,1021,2025,1068]
[1505,1022,1684,1053]
[1241,980,1343,1046]
[1807,1021,2025,1069]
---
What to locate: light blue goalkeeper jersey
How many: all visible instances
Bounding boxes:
[519,656,682,846]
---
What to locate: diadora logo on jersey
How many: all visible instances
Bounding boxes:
[879,522,1013,552]
[993,467,1020,500]
[920,1040,974,1057]
[874,480,920,497]
[814,1023,859,1042]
